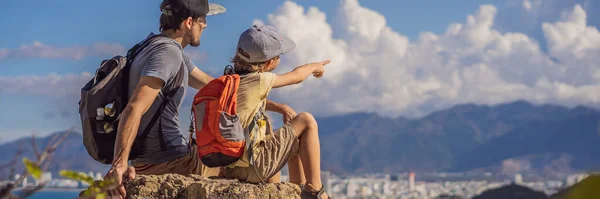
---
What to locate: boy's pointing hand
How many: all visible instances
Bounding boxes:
[311,60,331,78]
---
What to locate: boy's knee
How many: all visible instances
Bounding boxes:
[297,112,317,128]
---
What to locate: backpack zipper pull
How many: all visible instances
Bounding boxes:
[189,110,195,133]
[188,110,195,145]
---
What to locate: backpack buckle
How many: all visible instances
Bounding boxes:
[223,65,234,75]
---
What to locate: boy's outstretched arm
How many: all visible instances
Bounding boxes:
[273,60,331,88]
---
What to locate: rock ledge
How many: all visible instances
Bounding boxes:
[89,174,301,199]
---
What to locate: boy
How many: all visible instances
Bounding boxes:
[222,24,331,199]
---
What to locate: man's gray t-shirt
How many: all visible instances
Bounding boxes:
[127,33,196,165]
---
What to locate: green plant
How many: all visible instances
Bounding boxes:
[0,128,73,199]
[59,170,119,199]
[0,128,122,199]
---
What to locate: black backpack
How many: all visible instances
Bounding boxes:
[79,35,184,164]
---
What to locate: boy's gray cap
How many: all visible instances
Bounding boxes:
[236,24,296,63]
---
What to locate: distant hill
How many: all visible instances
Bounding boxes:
[453,112,600,173]
[472,183,549,199]
[316,100,600,175]
[0,100,598,179]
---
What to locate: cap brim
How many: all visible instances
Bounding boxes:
[280,34,296,55]
[207,3,226,16]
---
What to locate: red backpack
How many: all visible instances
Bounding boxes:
[191,67,251,167]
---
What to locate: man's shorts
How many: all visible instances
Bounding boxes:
[131,141,221,177]
[223,123,300,183]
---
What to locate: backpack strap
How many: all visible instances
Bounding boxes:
[111,34,172,125]
[121,34,167,107]
[244,105,267,166]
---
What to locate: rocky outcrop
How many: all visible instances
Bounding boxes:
[83,174,301,199]
[433,194,464,199]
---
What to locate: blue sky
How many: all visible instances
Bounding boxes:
[1,0,599,142]
[0,0,508,74]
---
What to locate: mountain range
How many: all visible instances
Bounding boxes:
[0,130,110,180]
[0,100,598,179]
[317,100,600,175]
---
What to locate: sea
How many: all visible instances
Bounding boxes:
[12,189,82,199]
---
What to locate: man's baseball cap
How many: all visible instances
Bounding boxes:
[236,24,296,63]
[162,0,226,18]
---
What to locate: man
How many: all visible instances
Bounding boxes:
[104,0,296,198]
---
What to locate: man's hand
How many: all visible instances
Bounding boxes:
[105,164,135,199]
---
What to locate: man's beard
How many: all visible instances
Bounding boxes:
[188,35,200,47]
[190,40,200,47]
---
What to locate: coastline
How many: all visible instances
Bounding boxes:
[12,187,84,192]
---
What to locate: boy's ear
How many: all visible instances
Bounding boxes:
[266,59,274,66]
[261,59,272,68]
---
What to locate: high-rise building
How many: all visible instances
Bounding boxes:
[514,173,523,184]
[409,172,415,192]
[22,177,28,187]
[37,172,52,185]
[347,181,358,197]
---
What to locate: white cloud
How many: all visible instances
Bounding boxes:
[0,42,125,61]
[0,72,91,98]
[256,0,600,117]
[0,39,209,64]
[523,0,533,11]
[514,0,542,12]
[0,73,91,138]
[543,4,600,62]
[498,0,599,36]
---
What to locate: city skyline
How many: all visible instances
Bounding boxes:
[4,170,593,198]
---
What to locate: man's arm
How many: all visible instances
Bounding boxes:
[112,76,163,166]
[188,67,214,90]
[107,76,164,199]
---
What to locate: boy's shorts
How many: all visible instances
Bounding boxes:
[223,122,299,183]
